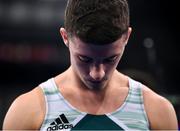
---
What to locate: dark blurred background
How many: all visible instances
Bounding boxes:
[0,0,179,129]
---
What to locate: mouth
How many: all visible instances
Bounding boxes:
[87,80,104,85]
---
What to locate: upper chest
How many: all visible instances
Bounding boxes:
[59,85,129,115]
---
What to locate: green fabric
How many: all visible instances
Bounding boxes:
[72,114,124,130]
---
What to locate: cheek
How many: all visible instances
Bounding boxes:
[69,52,89,78]
[76,63,89,73]
[72,58,90,75]
[105,64,117,74]
[104,60,120,74]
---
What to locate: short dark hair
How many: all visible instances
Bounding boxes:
[64,0,130,45]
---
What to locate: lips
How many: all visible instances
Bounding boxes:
[89,81,101,85]
[87,80,104,85]
[86,77,107,84]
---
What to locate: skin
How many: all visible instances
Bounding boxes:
[3,27,178,130]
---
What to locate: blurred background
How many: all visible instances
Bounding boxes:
[0,0,179,129]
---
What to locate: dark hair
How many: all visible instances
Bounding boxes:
[64,0,130,45]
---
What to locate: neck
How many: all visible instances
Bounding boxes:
[55,67,129,115]
[68,66,116,102]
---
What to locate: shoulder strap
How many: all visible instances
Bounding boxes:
[126,78,149,127]
[110,78,150,130]
[39,78,84,131]
[39,78,59,95]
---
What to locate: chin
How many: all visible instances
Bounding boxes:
[85,82,107,91]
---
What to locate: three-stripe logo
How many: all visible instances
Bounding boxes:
[47,114,73,131]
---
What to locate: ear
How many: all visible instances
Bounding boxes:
[60,27,69,47]
[122,27,132,45]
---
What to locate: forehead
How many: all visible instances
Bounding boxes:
[69,36,125,57]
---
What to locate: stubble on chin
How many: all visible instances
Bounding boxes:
[83,80,108,91]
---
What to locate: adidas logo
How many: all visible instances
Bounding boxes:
[47,114,73,131]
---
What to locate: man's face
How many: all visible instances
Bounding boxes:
[68,36,127,90]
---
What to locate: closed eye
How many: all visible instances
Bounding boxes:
[103,55,118,63]
[78,55,93,63]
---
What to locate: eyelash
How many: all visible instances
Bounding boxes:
[104,56,118,63]
[78,56,118,63]
[78,56,92,63]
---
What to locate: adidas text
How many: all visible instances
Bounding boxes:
[47,124,73,131]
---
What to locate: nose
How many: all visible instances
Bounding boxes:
[89,64,105,81]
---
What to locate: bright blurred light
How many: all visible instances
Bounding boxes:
[143,37,154,49]
[1,1,66,26]
[9,2,27,24]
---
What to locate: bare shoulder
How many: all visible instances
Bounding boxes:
[142,85,178,130]
[3,86,45,130]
